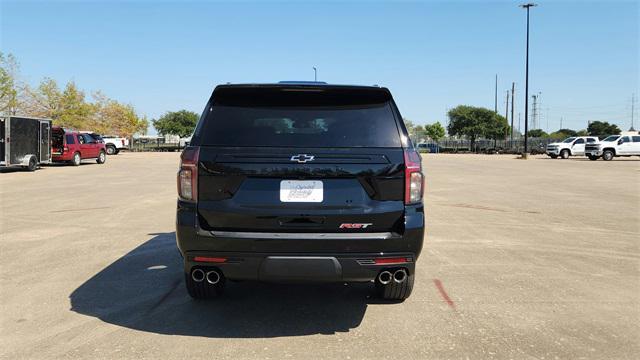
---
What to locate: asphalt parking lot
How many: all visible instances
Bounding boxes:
[1,153,638,359]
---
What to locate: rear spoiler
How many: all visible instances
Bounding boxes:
[211,84,392,107]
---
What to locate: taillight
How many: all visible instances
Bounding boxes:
[194,256,227,263]
[374,257,412,265]
[178,146,200,202]
[404,149,424,204]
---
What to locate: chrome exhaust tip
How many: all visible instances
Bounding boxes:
[206,270,221,285]
[393,269,407,283]
[191,268,205,282]
[378,270,393,285]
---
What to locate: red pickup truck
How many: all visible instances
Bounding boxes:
[52,127,107,166]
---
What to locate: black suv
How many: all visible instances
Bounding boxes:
[176,82,424,300]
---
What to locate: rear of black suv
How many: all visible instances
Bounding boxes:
[176,83,424,300]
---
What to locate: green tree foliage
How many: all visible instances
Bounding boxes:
[2,53,147,136]
[57,82,94,129]
[576,129,588,136]
[0,52,20,114]
[447,106,508,147]
[424,122,446,141]
[527,129,548,138]
[23,77,62,119]
[548,128,577,139]
[587,121,621,136]
[152,110,199,137]
[92,92,148,137]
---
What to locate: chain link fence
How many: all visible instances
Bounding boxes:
[418,138,556,154]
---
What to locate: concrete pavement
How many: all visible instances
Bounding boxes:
[1,153,638,359]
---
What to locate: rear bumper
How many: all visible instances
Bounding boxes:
[52,152,73,161]
[184,251,415,282]
[176,201,425,282]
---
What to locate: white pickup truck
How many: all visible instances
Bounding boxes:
[584,134,640,160]
[545,136,599,159]
[101,135,129,155]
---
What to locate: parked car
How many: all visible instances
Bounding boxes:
[176,82,425,301]
[80,131,105,144]
[584,134,640,160]
[545,136,599,159]
[52,127,107,166]
[0,116,52,171]
[101,135,129,155]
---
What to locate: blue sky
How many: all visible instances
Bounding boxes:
[1,0,638,133]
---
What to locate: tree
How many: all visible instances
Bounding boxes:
[424,122,446,141]
[153,110,199,137]
[0,52,20,114]
[92,93,148,137]
[447,105,505,149]
[549,128,577,139]
[22,77,62,119]
[527,129,548,138]
[587,121,621,136]
[57,81,93,129]
[576,129,588,136]
[484,114,509,143]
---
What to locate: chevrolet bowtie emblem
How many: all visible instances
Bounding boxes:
[290,154,315,163]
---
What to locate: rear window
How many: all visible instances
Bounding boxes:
[198,103,401,147]
[65,134,75,144]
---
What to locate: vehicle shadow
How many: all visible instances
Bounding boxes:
[69,232,372,338]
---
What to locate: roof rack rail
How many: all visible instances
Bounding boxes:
[277,81,328,85]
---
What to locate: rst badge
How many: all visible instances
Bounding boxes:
[339,223,373,229]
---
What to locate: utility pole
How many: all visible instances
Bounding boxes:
[505,91,510,139]
[313,67,317,82]
[545,108,549,132]
[531,94,538,130]
[518,113,521,134]
[510,82,515,141]
[560,117,563,130]
[520,3,537,157]
[494,74,498,113]
[631,93,636,131]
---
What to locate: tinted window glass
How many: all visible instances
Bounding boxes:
[587,138,596,143]
[199,103,401,147]
[83,134,94,143]
[65,134,75,144]
[574,138,585,144]
[620,136,630,143]
[632,136,640,142]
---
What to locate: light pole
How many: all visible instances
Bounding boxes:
[313,67,317,82]
[520,3,537,158]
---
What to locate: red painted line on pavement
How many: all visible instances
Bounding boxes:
[433,279,456,309]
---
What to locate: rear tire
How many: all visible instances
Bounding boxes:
[27,156,37,171]
[106,145,116,155]
[185,269,225,300]
[560,149,570,159]
[96,150,106,164]
[602,150,614,161]
[72,152,81,166]
[376,269,414,301]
